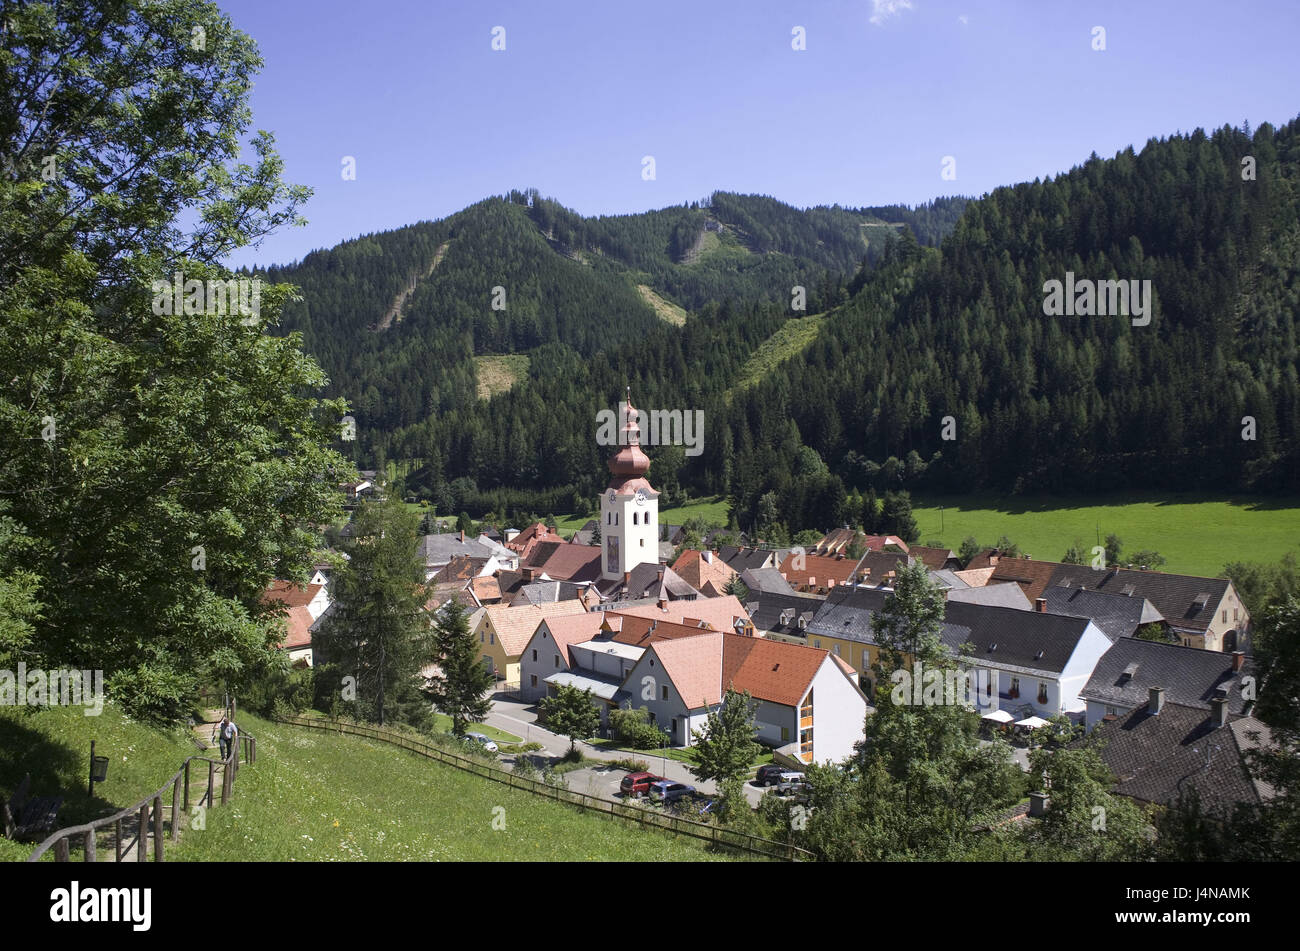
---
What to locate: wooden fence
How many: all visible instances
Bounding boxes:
[275,714,812,862]
[26,733,256,863]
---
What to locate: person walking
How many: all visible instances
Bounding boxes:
[217,715,231,760]
[223,716,239,762]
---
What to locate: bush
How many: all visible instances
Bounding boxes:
[107,664,196,724]
[512,756,539,779]
[610,705,670,750]
[610,756,650,773]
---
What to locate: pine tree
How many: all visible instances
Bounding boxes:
[314,495,432,727]
[427,599,494,737]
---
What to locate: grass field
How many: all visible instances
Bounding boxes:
[1,702,199,862]
[911,493,1300,577]
[169,715,742,861]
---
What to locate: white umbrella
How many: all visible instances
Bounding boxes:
[1016,716,1051,729]
[982,709,1015,723]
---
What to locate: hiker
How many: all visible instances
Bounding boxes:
[223,717,239,762]
[217,715,232,760]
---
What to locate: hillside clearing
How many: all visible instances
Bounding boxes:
[636,284,688,326]
[726,316,824,402]
[474,354,530,400]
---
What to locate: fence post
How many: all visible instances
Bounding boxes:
[137,805,148,862]
[221,758,233,804]
[183,760,190,812]
[115,818,122,862]
[207,761,215,807]
[54,837,69,862]
[171,777,180,840]
[84,829,95,862]
[153,796,164,861]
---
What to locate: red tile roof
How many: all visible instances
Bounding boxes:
[780,553,861,589]
[523,540,602,582]
[613,595,751,634]
[670,549,738,594]
[721,633,825,707]
[649,632,723,708]
[278,606,315,650]
[481,601,589,657]
[262,580,324,609]
[606,615,717,649]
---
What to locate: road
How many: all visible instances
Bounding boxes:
[484,695,766,806]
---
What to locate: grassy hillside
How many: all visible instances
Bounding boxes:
[169,715,745,861]
[1,702,199,861]
[553,495,731,537]
[727,315,825,402]
[911,493,1300,578]
[635,284,688,326]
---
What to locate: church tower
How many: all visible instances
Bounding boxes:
[600,391,660,581]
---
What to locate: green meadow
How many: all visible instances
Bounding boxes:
[910,493,1300,578]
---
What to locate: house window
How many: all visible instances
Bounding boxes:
[661,685,668,700]
[632,512,638,525]
[530,675,538,688]
[1105,705,1117,716]
[489,633,495,645]
[781,726,790,742]
[532,649,537,662]
[640,539,644,547]
[833,644,841,657]
[800,728,813,755]
[800,690,813,721]
[1223,610,1228,623]
[813,639,821,648]
[1234,608,1239,621]
[554,655,560,668]
[1037,682,1049,705]
[480,632,485,644]
[1009,677,1020,698]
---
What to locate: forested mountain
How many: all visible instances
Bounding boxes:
[261,118,1298,535]
[259,191,941,433]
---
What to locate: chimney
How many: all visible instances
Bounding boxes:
[1035,598,1046,613]
[657,597,667,610]
[1148,686,1165,716]
[624,571,630,589]
[1028,791,1049,817]
[1232,651,1245,672]
[459,529,465,542]
[1211,696,1229,728]
[702,550,712,564]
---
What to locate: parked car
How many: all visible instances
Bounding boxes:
[647,780,696,804]
[464,732,498,753]
[755,764,799,787]
[620,771,665,797]
[777,775,811,799]
[767,770,804,792]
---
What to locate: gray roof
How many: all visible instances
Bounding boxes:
[1089,702,1272,813]
[1042,585,1162,642]
[515,581,590,606]
[417,533,494,566]
[807,587,1096,675]
[740,567,796,595]
[544,670,622,701]
[946,582,1032,611]
[595,563,700,603]
[570,520,598,546]
[1080,638,1255,714]
[1047,565,1231,634]
[930,569,970,589]
[719,545,774,572]
[743,591,822,637]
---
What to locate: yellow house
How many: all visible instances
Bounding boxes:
[472,600,588,686]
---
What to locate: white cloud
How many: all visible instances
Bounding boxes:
[870,0,916,26]
[958,15,969,26]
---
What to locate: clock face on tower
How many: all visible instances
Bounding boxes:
[634,489,647,506]
[607,490,616,504]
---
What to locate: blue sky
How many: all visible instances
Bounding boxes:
[217,0,1300,269]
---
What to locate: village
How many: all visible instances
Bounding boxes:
[263,396,1270,821]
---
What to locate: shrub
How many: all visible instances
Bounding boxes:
[610,705,670,750]
[610,756,650,773]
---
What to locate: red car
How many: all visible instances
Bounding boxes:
[620,771,665,797]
